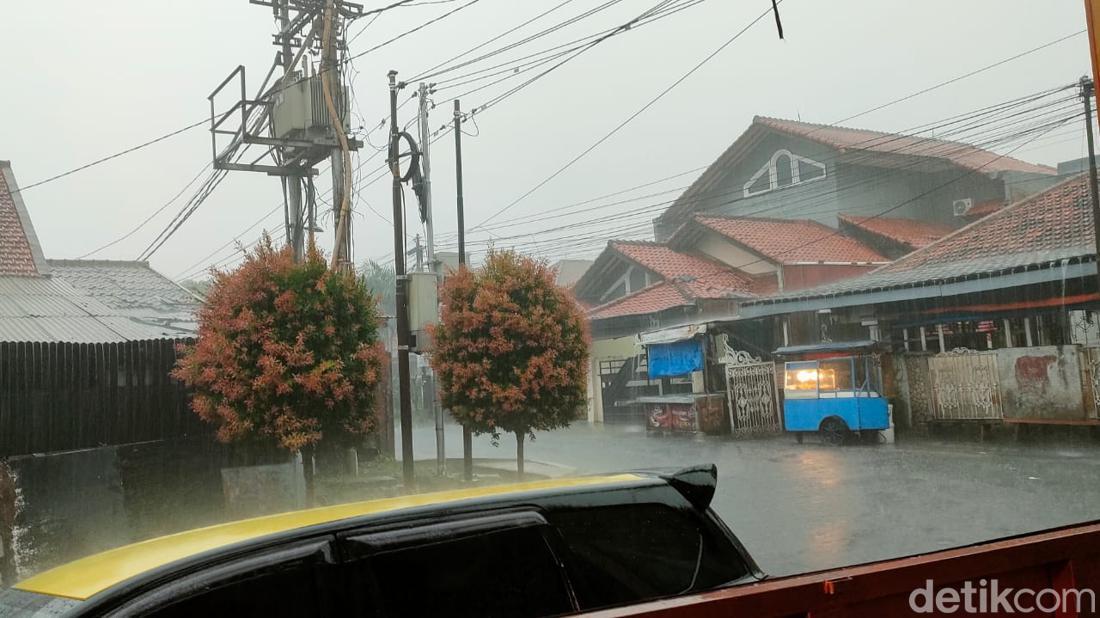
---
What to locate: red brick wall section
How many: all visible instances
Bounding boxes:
[0,171,39,277]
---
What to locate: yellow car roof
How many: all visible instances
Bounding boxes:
[16,474,645,601]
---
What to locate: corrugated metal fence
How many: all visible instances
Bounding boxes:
[0,339,206,457]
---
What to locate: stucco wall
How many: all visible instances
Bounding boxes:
[996,345,1086,421]
[588,335,640,423]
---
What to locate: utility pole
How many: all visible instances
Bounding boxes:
[1082,76,1100,297]
[278,4,305,262]
[416,82,446,476]
[390,71,416,487]
[454,99,473,482]
[418,83,436,272]
[207,0,362,265]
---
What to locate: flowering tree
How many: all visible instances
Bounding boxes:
[430,250,589,478]
[173,236,386,458]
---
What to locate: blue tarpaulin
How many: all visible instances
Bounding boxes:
[647,339,703,378]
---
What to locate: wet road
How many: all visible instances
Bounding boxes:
[406,422,1100,577]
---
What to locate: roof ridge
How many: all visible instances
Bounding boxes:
[47,259,153,267]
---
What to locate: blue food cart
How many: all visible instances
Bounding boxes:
[774,341,889,445]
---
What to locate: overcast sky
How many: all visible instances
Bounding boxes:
[1,1,1092,279]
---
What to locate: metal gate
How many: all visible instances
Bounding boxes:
[1084,347,1100,419]
[722,346,780,434]
[928,348,1003,420]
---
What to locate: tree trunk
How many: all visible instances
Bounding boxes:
[516,432,525,481]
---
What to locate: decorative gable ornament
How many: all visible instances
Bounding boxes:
[742,149,827,197]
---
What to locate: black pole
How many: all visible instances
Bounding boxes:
[390,70,415,487]
[1083,77,1100,299]
[454,99,473,482]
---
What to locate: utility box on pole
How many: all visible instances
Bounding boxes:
[407,272,438,353]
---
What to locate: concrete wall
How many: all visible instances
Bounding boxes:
[996,345,1087,421]
[696,230,777,275]
[832,162,1003,227]
[588,335,641,423]
[0,440,297,585]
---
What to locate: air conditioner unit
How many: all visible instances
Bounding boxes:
[952,198,973,217]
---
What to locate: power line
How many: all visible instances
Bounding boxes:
[76,162,213,259]
[13,118,210,195]
[470,1,779,231]
[439,92,1078,257]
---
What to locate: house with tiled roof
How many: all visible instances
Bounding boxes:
[652,115,1060,242]
[741,173,1098,354]
[0,161,198,342]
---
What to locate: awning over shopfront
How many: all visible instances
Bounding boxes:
[637,322,708,345]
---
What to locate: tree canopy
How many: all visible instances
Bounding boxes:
[173,237,386,452]
[430,250,589,471]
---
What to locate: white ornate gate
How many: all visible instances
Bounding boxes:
[722,345,780,435]
[928,348,1002,420]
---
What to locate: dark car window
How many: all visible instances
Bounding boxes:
[547,503,751,610]
[363,526,574,618]
[142,556,340,618]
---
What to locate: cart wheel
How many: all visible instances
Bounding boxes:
[795,432,804,444]
[819,417,849,446]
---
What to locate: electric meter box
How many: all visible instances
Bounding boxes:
[406,272,439,347]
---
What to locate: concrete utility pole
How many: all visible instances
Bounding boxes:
[389,71,416,487]
[454,99,473,482]
[417,83,436,273]
[416,82,446,476]
[278,4,305,262]
[1081,76,1100,297]
[206,0,363,266]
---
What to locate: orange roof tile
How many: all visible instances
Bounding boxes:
[0,164,40,277]
[586,281,692,320]
[837,214,954,250]
[694,215,888,265]
[755,116,1057,176]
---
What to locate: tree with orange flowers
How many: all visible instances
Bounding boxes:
[430,250,589,478]
[172,236,386,465]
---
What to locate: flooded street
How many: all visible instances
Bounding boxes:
[410,422,1100,576]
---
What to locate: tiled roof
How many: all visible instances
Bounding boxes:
[755,116,1057,176]
[693,215,888,264]
[586,281,693,321]
[746,174,1095,306]
[610,240,759,296]
[837,214,954,251]
[47,260,200,329]
[0,276,195,343]
[0,162,45,277]
[657,116,1054,228]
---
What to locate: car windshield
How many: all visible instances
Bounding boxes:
[3,1,1100,616]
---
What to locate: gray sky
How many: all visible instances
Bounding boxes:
[1,1,1092,279]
